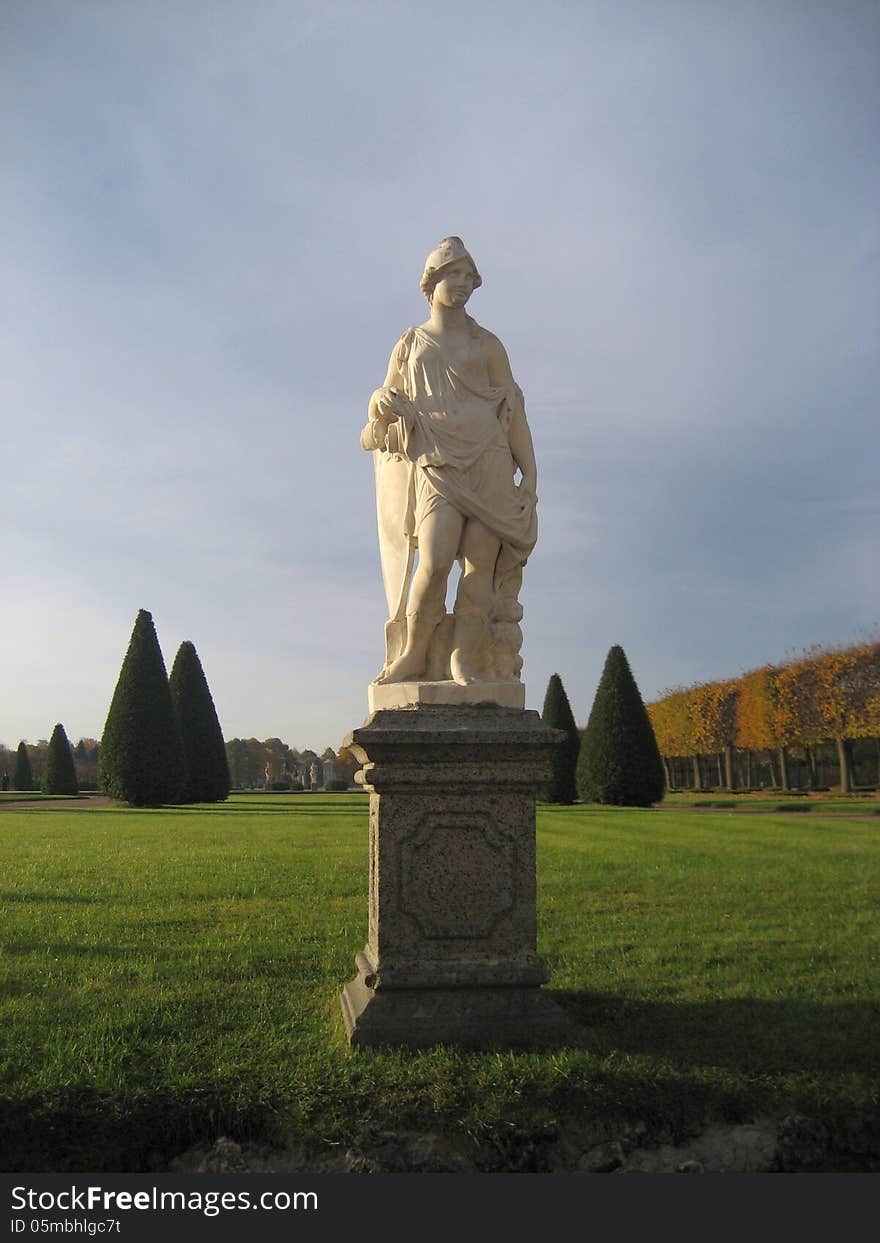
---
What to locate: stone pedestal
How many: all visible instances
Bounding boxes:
[339,704,571,1048]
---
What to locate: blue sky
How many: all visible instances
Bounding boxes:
[2,0,877,753]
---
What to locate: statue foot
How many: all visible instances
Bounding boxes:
[450,648,476,685]
[375,652,427,684]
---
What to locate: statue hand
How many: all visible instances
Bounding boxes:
[373,386,416,430]
[368,388,391,424]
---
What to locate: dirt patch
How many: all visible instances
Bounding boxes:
[170,1112,880,1175]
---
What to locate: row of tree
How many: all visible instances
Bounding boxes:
[646,640,880,793]
[98,610,230,806]
[4,731,349,796]
[540,646,665,807]
[224,738,349,790]
[1,730,98,790]
[14,624,871,807]
[3,613,346,801]
[1,730,86,795]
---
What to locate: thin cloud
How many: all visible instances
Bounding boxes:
[1,1,877,746]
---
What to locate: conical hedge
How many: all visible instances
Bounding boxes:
[168,641,230,803]
[13,741,34,792]
[44,723,79,795]
[540,673,580,803]
[99,609,185,806]
[577,645,665,807]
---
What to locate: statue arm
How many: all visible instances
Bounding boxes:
[508,402,537,497]
[362,347,408,452]
[486,334,537,497]
[370,349,406,417]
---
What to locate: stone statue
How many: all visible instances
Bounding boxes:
[361,237,537,691]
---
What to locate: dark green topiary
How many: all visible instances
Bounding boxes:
[98,610,185,806]
[13,741,33,792]
[577,645,665,807]
[43,723,79,795]
[540,673,580,803]
[168,641,230,804]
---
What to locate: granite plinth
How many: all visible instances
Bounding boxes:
[339,703,572,1049]
[340,975,571,1050]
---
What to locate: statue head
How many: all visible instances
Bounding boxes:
[420,236,482,303]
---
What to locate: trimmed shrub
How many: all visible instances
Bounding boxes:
[13,742,33,792]
[540,673,580,803]
[99,610,185,806]
[168,641,230,804]
[577,645,665,807]
[43,724,79,795]
[324,778,350,792]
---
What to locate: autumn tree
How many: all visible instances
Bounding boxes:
[675,685,705,789]
[539,673,580,803]
[99,609,185,806]
[689,680,739,790]
[647,689,692,789]
[647,690,698,786]
[647,639,880,793]
[577,646,665,806]
[771,656,826,790]
[811,642,880,793]
[846,640,880,736]
[734,666,779,787]
[43,723,79,795]
[13,741,34,792]
[168,641,230,803]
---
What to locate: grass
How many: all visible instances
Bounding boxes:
[662,790,880,814]
[0,792,92,804]
[1,794,877,1171]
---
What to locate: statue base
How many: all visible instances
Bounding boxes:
[368,679,525,712]
[340,703,572,1050]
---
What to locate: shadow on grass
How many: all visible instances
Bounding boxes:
[0,892,99,904]
[3,992,878,1172]
[553,990,880,1076]
[0,1084,264,1173]
[153,803,367,817]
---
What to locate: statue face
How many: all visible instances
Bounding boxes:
[432,259,476,309]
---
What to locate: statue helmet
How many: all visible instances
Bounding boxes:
[420,236,482,299]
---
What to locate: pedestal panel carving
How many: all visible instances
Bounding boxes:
[400,812,515,939]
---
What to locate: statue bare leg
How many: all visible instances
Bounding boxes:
[377,504,464,683]
[451,517,501,685]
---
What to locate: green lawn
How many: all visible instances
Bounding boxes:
[661,790,880,814]
[1,794,877,1170]
[0,792,91,804]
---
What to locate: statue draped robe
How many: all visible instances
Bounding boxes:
[372,322,537,679]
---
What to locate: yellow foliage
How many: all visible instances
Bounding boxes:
[649,639,879,756]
